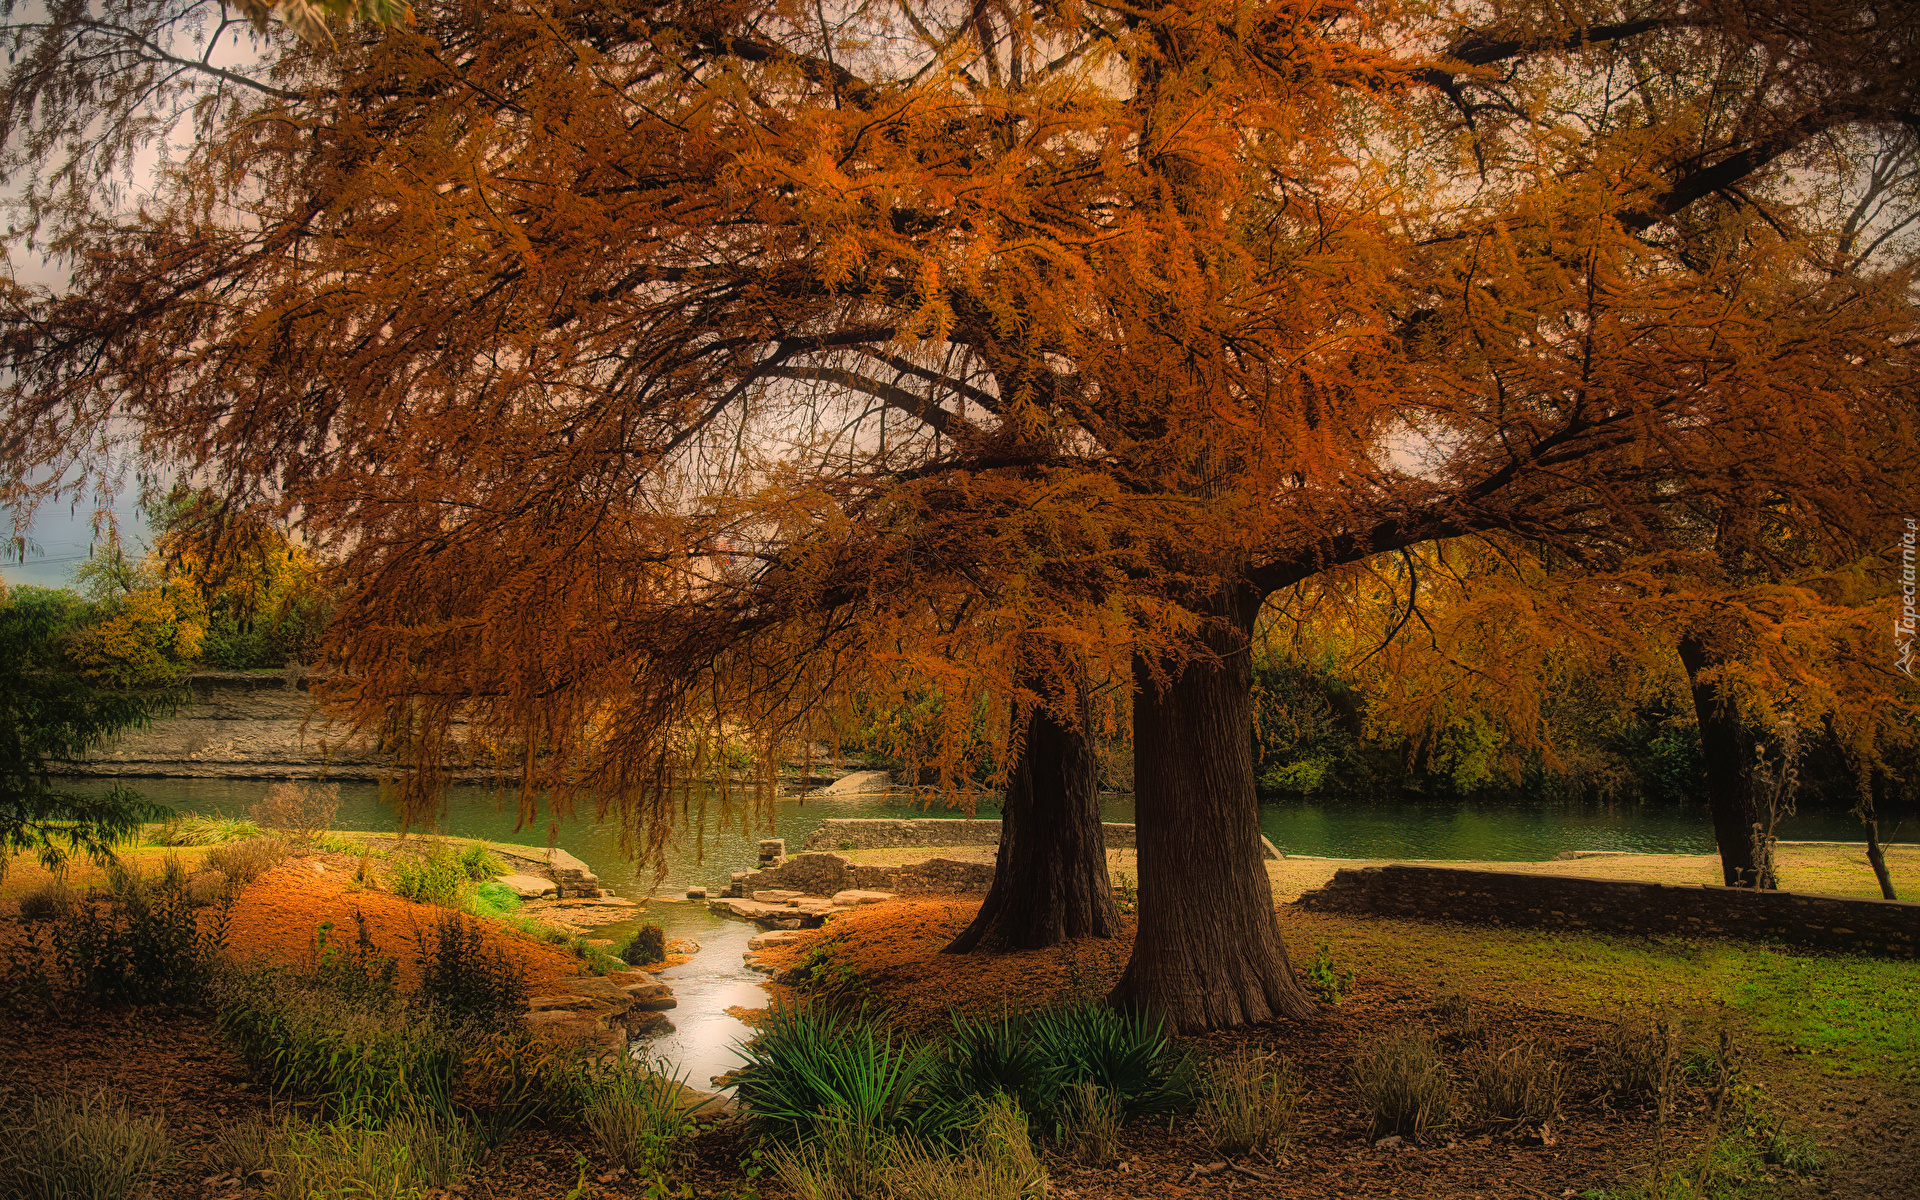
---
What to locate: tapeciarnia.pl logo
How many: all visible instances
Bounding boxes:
[1899,517,1917,678]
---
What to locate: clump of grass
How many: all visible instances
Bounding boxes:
[1460,1035,1563,1129]
[1055,1079,1123,1165]
[620,922,668,966]
[1598,1007,1680,1104]
[0,1088,172,1200]
[17,881,72,922]
[580,1059,702,1176]
[891,1095,1047,1199]
[215,969,466,1125]
[1351,1026,1452,1142]
[205,836,290,890]
[1196,1046,1297,1156]
[315,832,367,857]
[470,879,523,917]
[386,845,471,908]
[157,812,264,846]
[772,1113,895,1200]
[455,842,509,881]
[774,1096,1046,1200]
[210,1111,283,1178]
[264,1116,468,1200]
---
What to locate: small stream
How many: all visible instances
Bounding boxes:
[64,774,1886,1083]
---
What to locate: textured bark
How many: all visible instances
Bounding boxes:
[1109,587,1315,1032]
[1678,634,1765,888]
[1863,770,1899,901]
[945,665,1118,953]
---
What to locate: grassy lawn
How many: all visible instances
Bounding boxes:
[835,842,1919,902]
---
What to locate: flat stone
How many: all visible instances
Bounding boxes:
[497,873,559,898]
[752,890,805,904]
[748,929,809,950]
[830,889,893,906]
[557,976,631,1002]
[622,982,677,1011]
[816,770,892,796]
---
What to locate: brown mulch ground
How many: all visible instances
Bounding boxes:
[219,856,589,993]
[3,882,1913,1198]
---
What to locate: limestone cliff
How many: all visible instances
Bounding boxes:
[64,671,469,780]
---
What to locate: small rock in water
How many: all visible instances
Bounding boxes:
[685,886,707,899]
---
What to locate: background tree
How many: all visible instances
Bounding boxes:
[0,583,179,877]
[3,0,1918,1028]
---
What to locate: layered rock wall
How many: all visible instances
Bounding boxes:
[728,851,994,898]
[62,671,493,780]
[1296,864,1920,957]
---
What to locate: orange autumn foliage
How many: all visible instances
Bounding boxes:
[3,0,1918,1025]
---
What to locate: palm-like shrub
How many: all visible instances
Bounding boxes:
[734,1004,964,1143]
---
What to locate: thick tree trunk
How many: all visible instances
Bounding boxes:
[944,662,1119,953]
[1109,587,1315,1032]
[1677,635,1765,888]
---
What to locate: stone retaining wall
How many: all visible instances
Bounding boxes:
[730,851,994,897]
[1295,864,1920,958]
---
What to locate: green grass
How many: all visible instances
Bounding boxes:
[1289,912,1920,1087]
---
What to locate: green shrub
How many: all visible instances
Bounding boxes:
[943,1008,1055,1122]
[310,912,400,1006]
[50,866,230,1005]
[580,1059,704,1177]
[413,910,528,1027]
[17,881,71,922]
[157,812,264,846]
[204,836,289,889]
[1302,940,1354,1004]
[1351,1026,1452,1142]
[0,1088,172,1200]
[735,1003,964,1143]
[455,843,509,881]
[1461,1035,1563,1129]
[1022,1001,1194,1119]
[620,922,668,966]
[387,845,471,908]
[1196,1047,1297,1156]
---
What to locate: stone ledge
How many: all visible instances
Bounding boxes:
[1295,864,1920,957]
[802,818,1282,860]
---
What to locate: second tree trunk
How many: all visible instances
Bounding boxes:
[1108,588,1316,1031]
[945,665,1119,953]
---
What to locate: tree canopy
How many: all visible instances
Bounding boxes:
[3,0,1918,1027]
